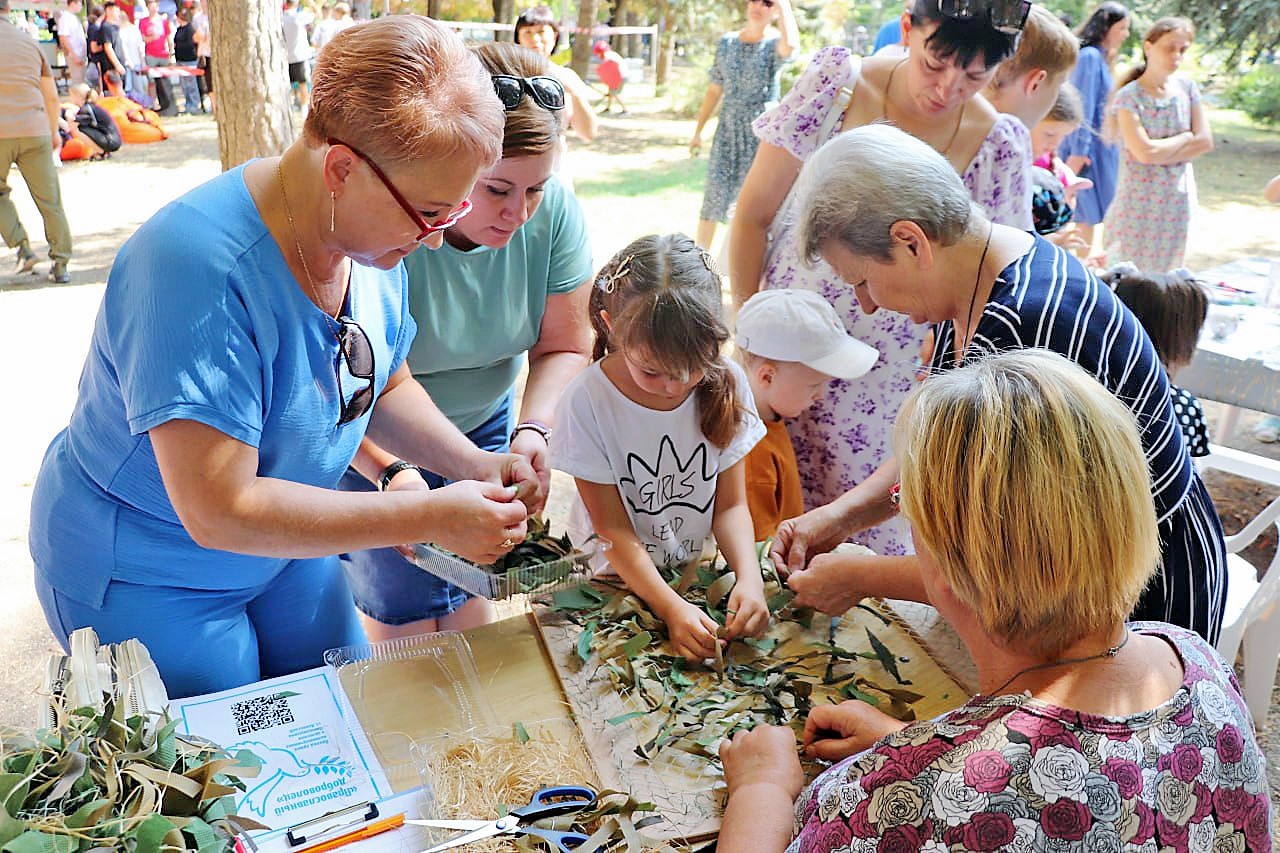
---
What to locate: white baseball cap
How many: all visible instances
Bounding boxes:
[735,290,879,380]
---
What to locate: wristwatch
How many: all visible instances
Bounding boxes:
[509,420,553,445]
[378,459,421,491]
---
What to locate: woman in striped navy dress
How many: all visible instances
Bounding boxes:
[771,124,1226,642]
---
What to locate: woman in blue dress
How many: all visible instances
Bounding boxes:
[28,18,539,699]
[689,0,798,250]
[1062,2,1130,252]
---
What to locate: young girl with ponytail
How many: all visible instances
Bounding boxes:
[551,234,770,661]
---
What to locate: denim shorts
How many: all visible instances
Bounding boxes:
[338,394,512,624]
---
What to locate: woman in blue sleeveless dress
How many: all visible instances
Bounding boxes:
[689,0,798,250]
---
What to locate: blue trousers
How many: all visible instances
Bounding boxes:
[36,555,365,699]
[339,393,512,624]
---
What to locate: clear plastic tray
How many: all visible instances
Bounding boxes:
[410,718,599,829]
[324,632,497,784]
[409,537,601,601]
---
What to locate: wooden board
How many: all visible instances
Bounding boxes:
[335,614,605,794]
[535,597,968,841]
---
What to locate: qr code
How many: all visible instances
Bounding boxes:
[231,693,296,735]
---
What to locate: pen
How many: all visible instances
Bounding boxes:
[298,813,405,853]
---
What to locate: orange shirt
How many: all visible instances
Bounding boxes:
[745,418,804,542]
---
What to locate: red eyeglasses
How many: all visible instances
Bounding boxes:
[327,137,472,243]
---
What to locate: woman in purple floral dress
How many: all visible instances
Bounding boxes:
[718,350,1270,853]
[729,0,1031,557]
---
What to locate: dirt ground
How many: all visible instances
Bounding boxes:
[1,93,1278,814]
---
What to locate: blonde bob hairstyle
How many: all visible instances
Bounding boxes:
[305,15,503,170]
[796,124,977,264]
[895,348,1159,659]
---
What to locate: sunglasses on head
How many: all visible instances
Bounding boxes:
[335,315,375,426]
[492,75,566,112]
[748,0,776,7]
[939,0,1031,33]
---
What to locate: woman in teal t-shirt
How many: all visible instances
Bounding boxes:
[340,41,594,640]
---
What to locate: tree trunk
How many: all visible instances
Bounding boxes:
[351,0,372,19]
[654,0,676,93]
[492,0,516,37]
[569,0,598,78]
[611,0,628,56]
[625,10,640,60]
[208,0,296,171]
[427,0,442,19]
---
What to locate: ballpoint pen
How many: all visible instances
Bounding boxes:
[298,813,406,853]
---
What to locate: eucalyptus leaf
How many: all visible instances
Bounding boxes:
[0,806,24,847]
[605,711,649,726]
[45,751,88,803]
[672,562,702,596]
[512,722,530,744]
[765,591,793,612]
[132,813,175,853]
[865,628,910,685]
[667,669,693,688]
[63,796,112,829]
[621,631,653,660]
[839,682,881,705]
[2,830,74,853]
[576,620,597,664]
[704,574,736,610]
[742,637,777,653]
[0,775,29,815]
[552,584,605,611]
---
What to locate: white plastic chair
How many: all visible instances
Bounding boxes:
[1197,443,1280,727]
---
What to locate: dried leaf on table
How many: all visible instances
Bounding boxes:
[866,628,911,685]
[546,546,936,774]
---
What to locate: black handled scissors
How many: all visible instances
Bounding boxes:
[411,785,596,852]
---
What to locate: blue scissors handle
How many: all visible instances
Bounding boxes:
[522,826,590,852]
[509,785,597,823]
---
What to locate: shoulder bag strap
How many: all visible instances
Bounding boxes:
[763,52,861,269]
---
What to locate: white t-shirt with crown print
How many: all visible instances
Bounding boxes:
[551,358,765,571]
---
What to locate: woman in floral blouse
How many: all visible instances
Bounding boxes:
[728,0,1031,559]
[719,349,1270,852]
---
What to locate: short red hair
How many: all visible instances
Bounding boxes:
[305,15,503,171]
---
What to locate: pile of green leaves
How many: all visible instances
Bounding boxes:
[0,704,264,853]
[489,517,585,575]
[485,518,595,595]
[549,550,924,767]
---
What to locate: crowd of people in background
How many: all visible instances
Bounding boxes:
[6,3,1276,848]
[14,0,212,113]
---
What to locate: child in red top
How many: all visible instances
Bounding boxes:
[593,40,627,114]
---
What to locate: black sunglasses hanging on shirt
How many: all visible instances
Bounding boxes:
[335,315,375,426]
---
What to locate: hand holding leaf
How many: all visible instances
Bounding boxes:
[801,700,908,762]
[786,552,872,615]
[724,580,769,640]
[661,599,721,661]
[718,725,804,800]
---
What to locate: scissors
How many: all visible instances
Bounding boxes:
[411,785,596,852]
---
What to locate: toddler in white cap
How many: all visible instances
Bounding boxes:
[735,289,878,540]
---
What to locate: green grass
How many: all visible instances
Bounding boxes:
[576,156,707,198]
[1196,107,1280,209]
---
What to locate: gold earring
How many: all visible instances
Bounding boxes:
[329,192,336,232]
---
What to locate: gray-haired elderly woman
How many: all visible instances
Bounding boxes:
[771,123,1227,643]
